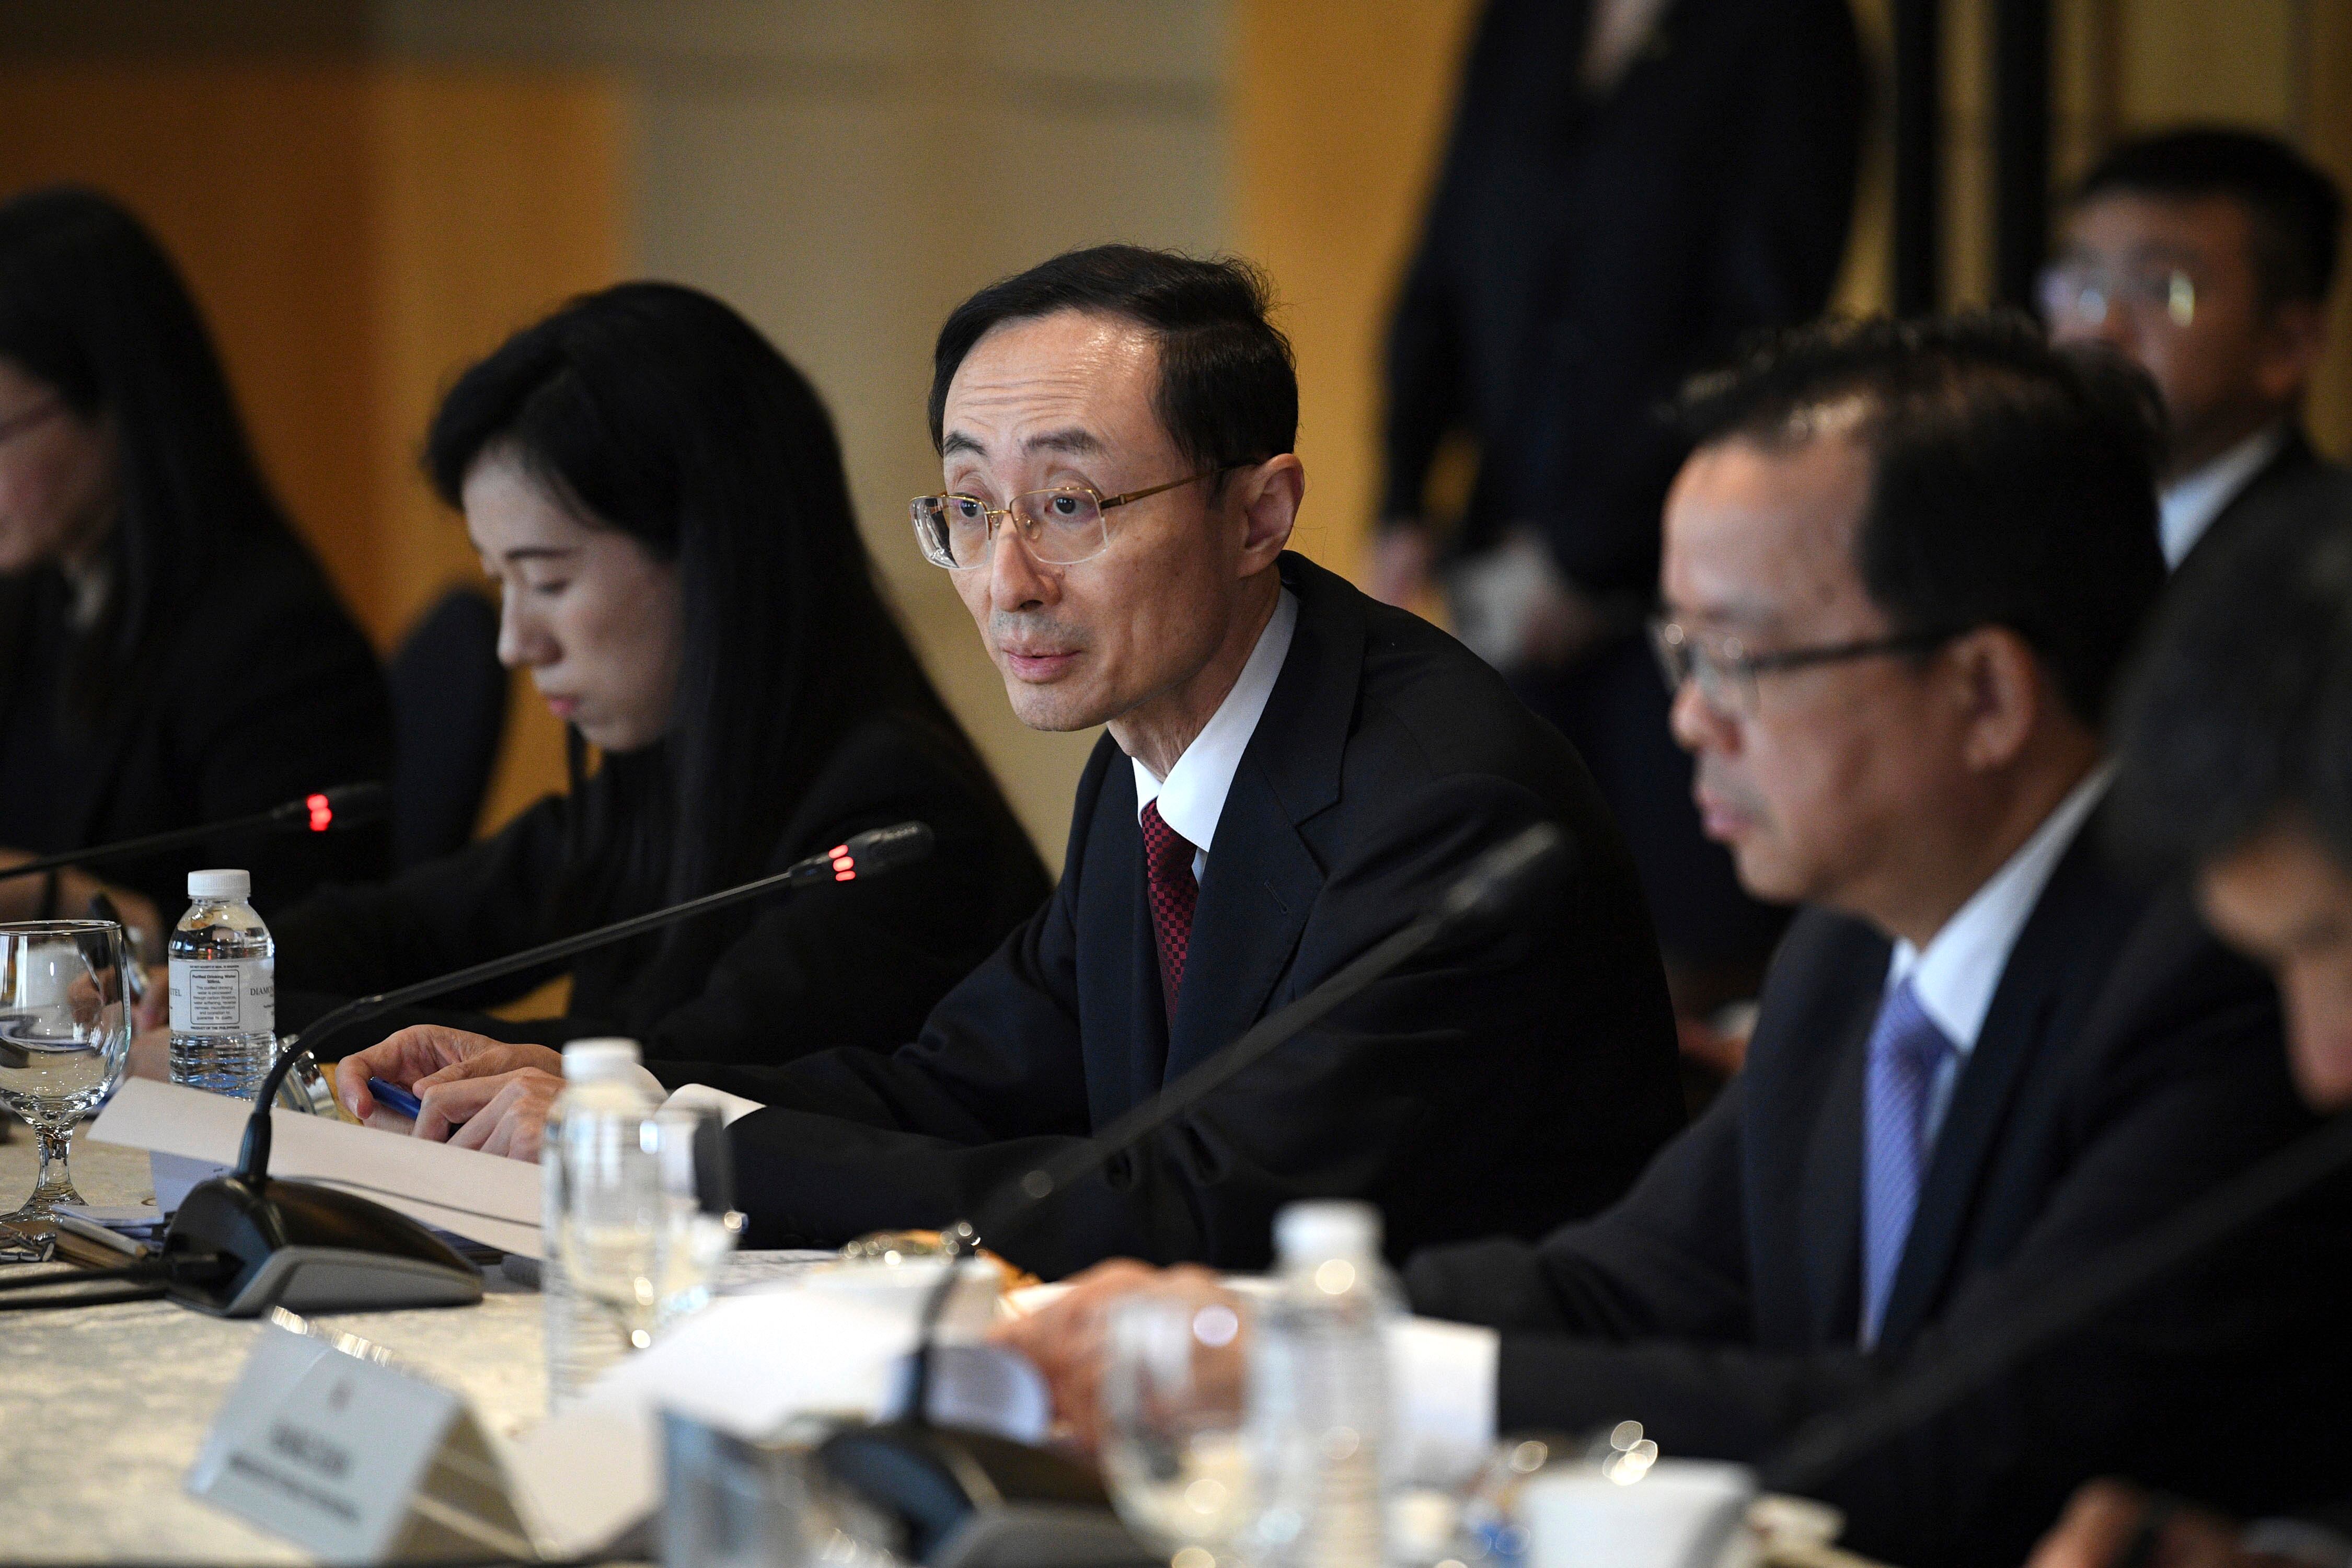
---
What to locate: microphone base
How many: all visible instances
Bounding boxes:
[162,1175,483,1318]
[815,1421,1152,1567]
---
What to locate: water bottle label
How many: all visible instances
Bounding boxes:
[169,957,275,1033]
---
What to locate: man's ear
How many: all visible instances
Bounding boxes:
[1229,454,1305,573]
[1945,625,2045,773]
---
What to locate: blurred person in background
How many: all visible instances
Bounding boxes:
[1005,317,2352,1567]
[0,186,391,938]
[215,283,1050,1080]
[2043,126,2345,569]
[2025,494,2352,1568]
[1368,0,1865,1075]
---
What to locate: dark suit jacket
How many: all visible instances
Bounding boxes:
[0,533,391,915]
[658,555,1686,1278]
[1383,0,1862,599]
[273,709,1051,1069]
[1406,821,2352,1567]
[2181,425,2345,568]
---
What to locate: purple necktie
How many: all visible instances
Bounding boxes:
[1860,977,1956,1346]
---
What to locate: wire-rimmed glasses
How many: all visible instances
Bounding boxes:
[0,920,131,1237]
[2037,261,2199,330]
[1647,616,1958,717]
[911,467,1228,569]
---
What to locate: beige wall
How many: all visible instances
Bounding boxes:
[378,1,1235,868]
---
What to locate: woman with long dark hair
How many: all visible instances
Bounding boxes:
[265,281,1049,1067]
[0,187,391,937]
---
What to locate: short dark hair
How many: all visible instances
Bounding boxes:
[927,245,1297,490]
[2073,126,2345,307]
[2109,485,2352,876]
[1674,312,2167,727]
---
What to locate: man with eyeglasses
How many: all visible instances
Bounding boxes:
[2042,126,2344,569]
[333,245,1686,1276]
[1000,316,2345,1565]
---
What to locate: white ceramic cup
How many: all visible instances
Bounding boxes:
[1523,1458,1760,1568]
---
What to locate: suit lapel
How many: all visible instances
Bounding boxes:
[1166,762,1320,1079]
[1160,553,1361,1081]
[1875,833,2107,1348]
[1797,976,1880,1343]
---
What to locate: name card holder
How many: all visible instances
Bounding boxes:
[188,1307,541,1563]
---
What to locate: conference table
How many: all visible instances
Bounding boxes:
[0,1133,550,1564]
[0,1129,1890,1568]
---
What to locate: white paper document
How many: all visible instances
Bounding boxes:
[91,1078,543,1258]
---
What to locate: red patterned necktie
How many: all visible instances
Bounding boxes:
[1140,799,1198,1022]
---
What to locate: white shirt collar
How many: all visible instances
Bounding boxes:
[2158,423,2288,567]
[1887,766,2112,1056]
[1132,588,1299,859]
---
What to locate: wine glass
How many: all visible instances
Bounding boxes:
[1100,1282,1254,1567]
[0,920,132,1235]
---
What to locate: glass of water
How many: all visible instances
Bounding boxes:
[0,920,132,1232]
[1101,1282,1254,1567]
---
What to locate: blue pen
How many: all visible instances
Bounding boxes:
[367,1077,423,1120]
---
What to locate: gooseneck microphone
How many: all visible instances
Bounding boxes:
[0,782,390,882]
[1760,1106,2352,1500]
[157,821,936,1317]
[815,821,1573,1565]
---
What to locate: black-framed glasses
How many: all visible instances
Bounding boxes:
[0,399,64,447]
[1648,616,1958,717]
[911,467,1231,570]
[2037,261,2199,330]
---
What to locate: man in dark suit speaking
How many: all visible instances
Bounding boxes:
[1006,316,2351,1562]
[335,245,1685,1276]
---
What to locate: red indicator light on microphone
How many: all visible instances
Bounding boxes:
[831,855,855,872]
[306,792,333,832]
[834,869,856,882]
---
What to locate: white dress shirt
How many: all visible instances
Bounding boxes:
[2158,423,2287,568]
[1386,765,2112,1481]
[626,590,1302,1125]
[1133,587,1299,880]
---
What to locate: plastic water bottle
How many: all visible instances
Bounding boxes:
[1247,1200,1404,1568]
[167,869,275,1098]
[543,1038,662,1411]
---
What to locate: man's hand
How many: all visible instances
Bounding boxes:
[989,1259,1238,1454]
[2028,1481,2279,1568]
[335,1027,568,1159]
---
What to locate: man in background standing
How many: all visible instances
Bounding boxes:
[1368,0,1865,1068]
[2043,126,2344,569]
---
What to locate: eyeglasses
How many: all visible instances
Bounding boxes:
[0,399,64,447]
[2037,262,2199,330]
[911,468,1230,570]
[1647,616,1958,717]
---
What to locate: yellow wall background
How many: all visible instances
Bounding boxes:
[0,59,624,832]
[4,0,2349,889]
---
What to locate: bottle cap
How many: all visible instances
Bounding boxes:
[1274,1200,1382,1263]
[561,1037,643,1082]
[187,869,250,902]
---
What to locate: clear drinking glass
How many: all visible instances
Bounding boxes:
[0,920,132,1233]
[1101,1283,1255,1567]
[648,1105,743,1329]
